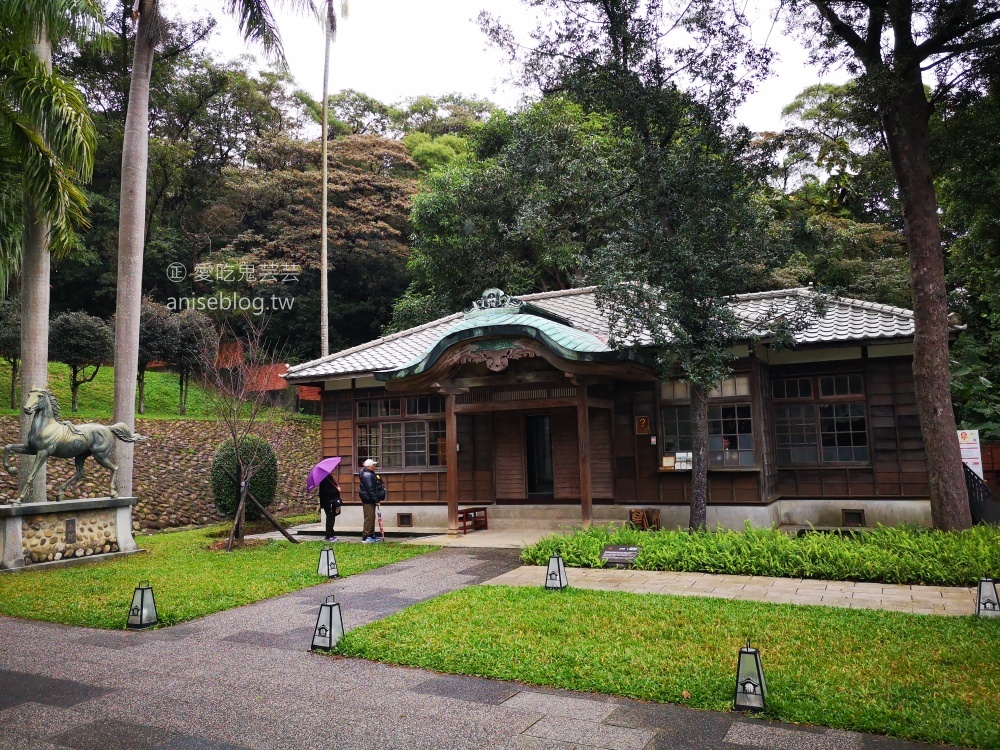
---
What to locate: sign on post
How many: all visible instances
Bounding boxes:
[600,545,640,568]
[959,429,984,479]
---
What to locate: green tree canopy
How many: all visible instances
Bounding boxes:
[390,97,623,330]
[49,310,114,412]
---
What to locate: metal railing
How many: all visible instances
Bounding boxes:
[965,464,998,524]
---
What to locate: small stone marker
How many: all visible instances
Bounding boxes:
[65,518,77,544]
[600,545,640,568]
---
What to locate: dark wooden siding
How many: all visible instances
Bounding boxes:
[458,413,494,503]
[613,386,638,503]
[612,380,763,505]
[321,386,446,504]
[551,408,580,500]
[321,391,356,500]
[494,411,526,500]
[773,357,927,498]
[634,384,660,502]
[754,358,778,502]
[590,408,615,499]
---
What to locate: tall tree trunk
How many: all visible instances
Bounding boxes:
[881,72,971,531]
[71,369,79,412]
[688,382,709,530]
[235,467,245,542]
[319,21,331,358]
[113,1,156,498]
[19,34,53,505]
[9,358,17,410]
[137,367,145,414]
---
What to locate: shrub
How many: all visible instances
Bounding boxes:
[521,523,1000,586]
[210,437,278,520]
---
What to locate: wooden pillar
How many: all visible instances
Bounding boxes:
[578,389,593,528]
[446,393,459,534]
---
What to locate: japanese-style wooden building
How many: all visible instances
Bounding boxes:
[285,287,946,533]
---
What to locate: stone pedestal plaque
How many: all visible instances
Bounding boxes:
[0,497,139,570]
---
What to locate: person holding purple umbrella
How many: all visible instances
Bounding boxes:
[319,474,342,541]
[307,457,343,542]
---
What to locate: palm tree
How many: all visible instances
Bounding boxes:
[113,0,315,497]
[0,1,101,501]
[319,0,348,358]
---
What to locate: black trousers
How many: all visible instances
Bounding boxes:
[323,505,338,537]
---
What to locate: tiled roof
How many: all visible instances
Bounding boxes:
[731,288,916,344]
[284,287,920,383]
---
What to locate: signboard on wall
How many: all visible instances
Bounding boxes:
[959,429,984,479]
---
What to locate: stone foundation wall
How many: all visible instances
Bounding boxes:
[21,509,119,564]
[0,417,322,532]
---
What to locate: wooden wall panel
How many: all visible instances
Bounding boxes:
[494,411,526,500]
[652,472,761,505]
[633,385,660,502]
[613,387,638,503]
[754,359,778,502]
[772,357,928,499]
[590,408,615,499]
[551,408,580,500]
[457,414,494,503]
[321,392,356,500]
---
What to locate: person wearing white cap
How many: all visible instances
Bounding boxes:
[358,458,383,542]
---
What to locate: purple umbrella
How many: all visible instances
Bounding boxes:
[307,457,342,492]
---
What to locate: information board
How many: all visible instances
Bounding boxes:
[959,429,984,479]
[600,545,641,568]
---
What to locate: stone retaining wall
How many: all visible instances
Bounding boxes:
[0,416,321,531]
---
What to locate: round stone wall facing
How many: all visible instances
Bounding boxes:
[0,416,321,532]
[21,509,119,564]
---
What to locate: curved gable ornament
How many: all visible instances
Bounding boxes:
[458,342,536,372]
[472,288,523,312]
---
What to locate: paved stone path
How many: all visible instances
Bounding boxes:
[0,547,965,749]
[246,524,556,549]
[484,566,976,616]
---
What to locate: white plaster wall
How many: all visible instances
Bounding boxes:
[777,498,932,528]
[323,499,931,534]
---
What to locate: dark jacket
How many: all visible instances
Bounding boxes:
[318,476,341,510]
[358,468,380,504]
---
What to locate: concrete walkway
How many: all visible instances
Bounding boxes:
[248,524,559,549]
[485,566,976,616]
[0,548,965,750]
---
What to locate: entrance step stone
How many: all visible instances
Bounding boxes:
[488,504,629,530]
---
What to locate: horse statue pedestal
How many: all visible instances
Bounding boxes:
[0,496,139,570]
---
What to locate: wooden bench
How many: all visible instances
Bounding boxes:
[457,507,488,534]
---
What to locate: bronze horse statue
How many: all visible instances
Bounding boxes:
[2,388,148,504]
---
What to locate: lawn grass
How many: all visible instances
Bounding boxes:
[336,585,1000,749]
[523,524,1000,586]
[0,524,436,629]
[0,361,217,420]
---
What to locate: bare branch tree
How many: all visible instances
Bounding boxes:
[198,315,300,551]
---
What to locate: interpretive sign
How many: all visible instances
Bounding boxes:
[65,518,77,544]
[600,545,640,568]
[959,429,984,479]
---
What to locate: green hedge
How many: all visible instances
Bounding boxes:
[210,436,278,521]
[521,523,1000,586]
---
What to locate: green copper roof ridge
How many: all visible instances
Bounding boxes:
[374,323,653,381]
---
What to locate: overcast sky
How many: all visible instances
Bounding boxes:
[166,0,847,133]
